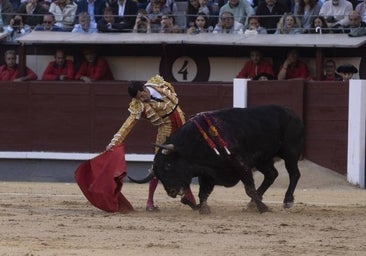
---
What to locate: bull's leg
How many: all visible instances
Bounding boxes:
[283,158,301,208]
[247,161,279,208]
[197,176,214,214]
[255,161,279,198]
[240,169,269,213]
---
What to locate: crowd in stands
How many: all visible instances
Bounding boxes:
[0,0,363,82]
[235,48,358,81]
[0,45,358,82]
[0,0,366,35]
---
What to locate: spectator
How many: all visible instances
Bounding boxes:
[307,15,330,33]
[146,0,163,31]
[97,6,126,32]
[236,49,274,79]
[146,0,177,16]
[0,50,37,81]
[343,10,366,36]
[133,8,152,33]
[198,0,211,16]
[277,49,309,80]
[17,0,49,28]
[186,0,200,27]
[244,16,267,34]
[256,0,289,34]
[355,0,366,23]
[213,11,243,33]
[34,12,64,31]
[319,0,352,29]
[110,0,138,32]
[294,0,322,30]
[74,0,106,26]
[321,59,342,81]
[186,12,212,34]
[75,46,114,82]
[219,0,254,26]
[275,13,303,34]
[159,14,181,33]
[71,12,98,33]
[48,0,77,31]
[42,48,75,81]
[336,64,358,81]
[3,13,32,41]
[0,0,14,26]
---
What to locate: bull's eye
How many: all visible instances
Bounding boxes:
[165,163,172,171]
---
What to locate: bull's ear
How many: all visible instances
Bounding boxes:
[153,143,175,155]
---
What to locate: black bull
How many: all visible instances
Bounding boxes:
[131,105,305,214]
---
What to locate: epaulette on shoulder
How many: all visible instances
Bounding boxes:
[145,75,165,86]
[128,98,144,116]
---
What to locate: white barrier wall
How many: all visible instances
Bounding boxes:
[233,78,249,108]
[347,80,366,188]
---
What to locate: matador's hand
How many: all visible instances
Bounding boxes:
[106,144,114,151]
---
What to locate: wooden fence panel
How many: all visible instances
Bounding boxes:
[0,80,351,175]
[304,82,349,174]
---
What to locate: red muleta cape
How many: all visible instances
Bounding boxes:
[74,145,134,213]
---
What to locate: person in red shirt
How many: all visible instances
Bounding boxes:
[0,50,38,82]
[236,49,274,79]
[277,49,309,80]
[321,59,342,81]
[74,46,114,82]
[42,49,75,81]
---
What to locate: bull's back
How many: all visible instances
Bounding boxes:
[216,105,304,157]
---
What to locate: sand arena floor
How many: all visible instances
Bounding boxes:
[0,160,366,256]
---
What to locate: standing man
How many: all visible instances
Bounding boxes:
[42,48,75,81]
[106,75,197,212]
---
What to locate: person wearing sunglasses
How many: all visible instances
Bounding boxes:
[34,12,64,31]
[213,11,243,34]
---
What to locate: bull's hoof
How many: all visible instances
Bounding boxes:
[199,205,211,215]
[180,197,199,210]
[247,200,256,209]
[283,201,294,208]
[257,203,269,213]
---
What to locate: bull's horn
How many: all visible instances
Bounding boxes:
[127,169,155,184]
[154,143,175,155]
[153,143,175,150]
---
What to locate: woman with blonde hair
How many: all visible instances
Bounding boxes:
[275,13,303,34]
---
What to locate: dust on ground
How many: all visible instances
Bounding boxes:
[0,160,365,256]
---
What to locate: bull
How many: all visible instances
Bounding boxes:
[130,105,304,214]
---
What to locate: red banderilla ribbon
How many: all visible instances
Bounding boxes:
[202,114,231,155]
[193,119,220,155]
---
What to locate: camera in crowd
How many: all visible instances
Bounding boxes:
[13,18,22,26]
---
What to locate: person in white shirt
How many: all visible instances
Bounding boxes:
[49,0,77,31]
[71,11,98,33]
[319,0,353,28]
[219,0,254,26]
[355,0,366,23]
[213,11,244,34]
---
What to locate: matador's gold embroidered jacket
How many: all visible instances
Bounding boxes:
[109,75,182,147]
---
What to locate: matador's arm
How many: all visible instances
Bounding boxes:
[107,98,144,148]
